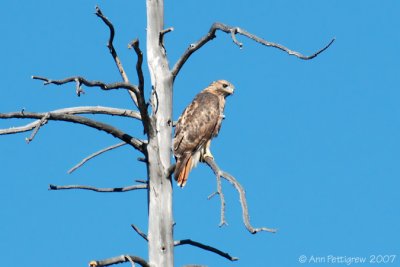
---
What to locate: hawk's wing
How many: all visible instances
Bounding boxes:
[173,91,220,186]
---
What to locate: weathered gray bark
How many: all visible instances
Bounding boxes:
[146,0,174,266]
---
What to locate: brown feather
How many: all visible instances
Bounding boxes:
[173,80,234,187]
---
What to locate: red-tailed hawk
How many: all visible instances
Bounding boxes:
[173,80,235,187]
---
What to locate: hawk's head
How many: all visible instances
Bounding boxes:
[208,80,235,97]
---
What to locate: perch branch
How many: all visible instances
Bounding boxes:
[89,255,149,267]
[95,6,139,108]
[172,22,335,79]
[207,173,227,227]
[49,183,147,192]
[175,239,238,261]
[131,224,148,241]
[32,76,139,96]
[0,111,145,152]
[68,142,127,174]
[203,156,277,234]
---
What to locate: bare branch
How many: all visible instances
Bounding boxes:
[160,27,174,38]
[128,39,145,93]
[95,6,139,108]
[128,39,152,136]
[58,106,141,119]
[49,183,147,192]
[0,106,140,137]
[89,255,149,267]
[131,224,148,241]
[172,22,335,79]
[0,111,145,152]
[32,75,139,95]
[94,7,151,137]
[68,142,127,174]
[203,156,277,234]
[175,239,238,261]
[159,27,174,48]
[0,120,40,135]
[207,174,227,227]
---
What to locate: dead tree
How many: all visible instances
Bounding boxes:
[0,2,333,267]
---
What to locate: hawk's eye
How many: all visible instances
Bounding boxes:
[222,83,228,88]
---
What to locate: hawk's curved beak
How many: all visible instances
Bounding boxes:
[227,86,234,95]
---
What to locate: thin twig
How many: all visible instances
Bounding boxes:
[131,224,148,241]
[175,239,238,261]
[0,111,145,152]
[68,142,127,174]
[89,255,149,267]
[95,6,139,108]
[126,256,135,267]
[172,22,335,79]
[203,156,277,234]
[49,184,147,192]
[137,157,147,163]
[25,113,50,143]
[135,179,148,184]
[32,75,139,95]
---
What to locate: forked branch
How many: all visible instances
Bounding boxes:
[0,111,145,152]
[203,156,277,234]
[172,22,335,79]
[49,184,147,192]
[89,255,149,267]
[95,6,139,108]
[95,6,151,137]
[0,106,140,141]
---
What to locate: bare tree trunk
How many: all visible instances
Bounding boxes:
[146,0,174,266]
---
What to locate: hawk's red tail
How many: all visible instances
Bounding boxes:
[174,155,192,187]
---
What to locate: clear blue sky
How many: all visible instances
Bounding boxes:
[1,1,399,266]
